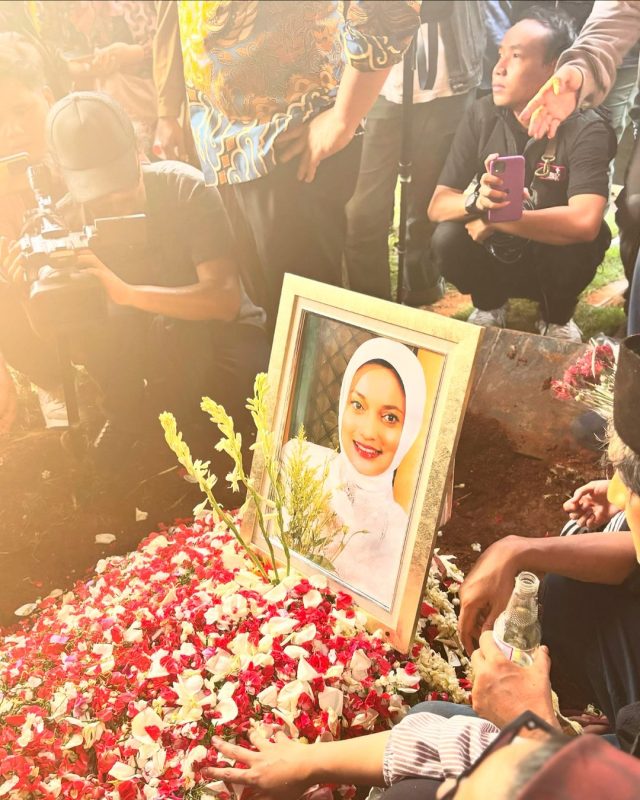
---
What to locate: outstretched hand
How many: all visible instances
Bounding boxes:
[203,731,312,800]
[563,479,621,530]
[519,64,583,139]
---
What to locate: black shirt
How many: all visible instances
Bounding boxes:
[141,161,265,328]
[437,95,616,209]
[65,160,265,329]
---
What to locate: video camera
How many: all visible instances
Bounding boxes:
[18,163,147,336]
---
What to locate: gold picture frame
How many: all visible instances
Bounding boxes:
[243,275,483,652]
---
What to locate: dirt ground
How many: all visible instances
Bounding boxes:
[441,414,600,575]
[0,402,601,632]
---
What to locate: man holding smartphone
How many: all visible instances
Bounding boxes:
[428,5,615,343]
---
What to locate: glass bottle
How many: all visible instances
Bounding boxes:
[493,571,541,667]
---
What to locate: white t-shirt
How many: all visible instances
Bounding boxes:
[381,23,454,105]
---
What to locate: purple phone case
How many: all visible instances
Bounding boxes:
[487,155,525,223]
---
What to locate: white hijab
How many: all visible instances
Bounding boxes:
[337,337,427,495]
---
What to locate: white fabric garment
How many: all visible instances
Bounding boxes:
[284,338,427,608]
[381,23,454,105]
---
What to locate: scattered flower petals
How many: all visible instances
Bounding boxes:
[95,533,117,545]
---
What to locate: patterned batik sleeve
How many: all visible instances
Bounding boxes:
[383,712,500,785]
[342,0,420,71]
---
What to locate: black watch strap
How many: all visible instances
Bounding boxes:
[465,189,480,216]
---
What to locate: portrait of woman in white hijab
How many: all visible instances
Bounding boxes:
[282,337,427,608]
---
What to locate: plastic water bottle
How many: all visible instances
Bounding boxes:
[493,571,541,667]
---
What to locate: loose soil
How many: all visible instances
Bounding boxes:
[441,413,601,576]
[0,405,601,631]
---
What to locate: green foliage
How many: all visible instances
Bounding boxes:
[279,428,350,570]
[160,374,344,584]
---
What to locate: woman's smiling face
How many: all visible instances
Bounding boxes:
[341,362,406,477]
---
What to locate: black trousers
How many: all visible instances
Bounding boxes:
[541,572,640,723]
[221,135,363,329]
[0,284,61,391]
[344,93,473,301]
[431,220,611,324]
[0,284,268,451]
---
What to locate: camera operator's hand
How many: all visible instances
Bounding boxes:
[78,252,132,306]
[0,358,17,436]
[0,238,27,289]
[465,217,494,244]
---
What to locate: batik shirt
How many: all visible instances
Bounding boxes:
[177,1,420,186]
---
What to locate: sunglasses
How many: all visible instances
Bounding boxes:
[439,710,566,800]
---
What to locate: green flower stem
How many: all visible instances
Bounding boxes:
[266,461,291,575]
[243,481,280,583]
[201,480,270,582]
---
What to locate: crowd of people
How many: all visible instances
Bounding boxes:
[2,0,640,797]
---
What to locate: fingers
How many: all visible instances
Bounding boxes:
[297,148,317,183]
[532,644,551,674]
[477,629,505,663]
[212,736,257,764]
[458,601,484,655]
[204,766,255,785]
[484,152,500,174]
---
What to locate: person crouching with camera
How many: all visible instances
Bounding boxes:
[4,91,269,481]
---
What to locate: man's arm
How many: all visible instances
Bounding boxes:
[278,1,420,182]
[153,0,187,160]
[458,531,637,655]
[202,730,390,800]
[520,1,640,138]
[491,194,607,245]
[80,255,242,322]
[428,185,469,222]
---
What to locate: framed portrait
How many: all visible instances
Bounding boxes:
[243,275,483,652]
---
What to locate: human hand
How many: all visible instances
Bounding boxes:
[465,217,494,243]
[78,252,132,306]
[0,237,27,288]
[90,42,143,76]
[153,117,186,161]
[475,153,510,214]
[519,65,583,140]
[275,107,355,183]
[0,360,17,436]
[458,536,524,654]
[203,731,313,800]
[563,479,620,530]
[471,631,558,730]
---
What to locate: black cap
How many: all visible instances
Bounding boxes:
[614,334,640,455]
[46,92,139,203]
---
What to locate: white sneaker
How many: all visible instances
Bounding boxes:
[536,318,583,343]
[37,386,69,428]
[467,304,507,328]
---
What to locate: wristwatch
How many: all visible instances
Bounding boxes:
[464,188,480,216]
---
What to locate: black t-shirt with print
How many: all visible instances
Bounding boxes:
[437,94,616,209]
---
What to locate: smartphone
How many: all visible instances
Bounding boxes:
[487,155,525,223]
